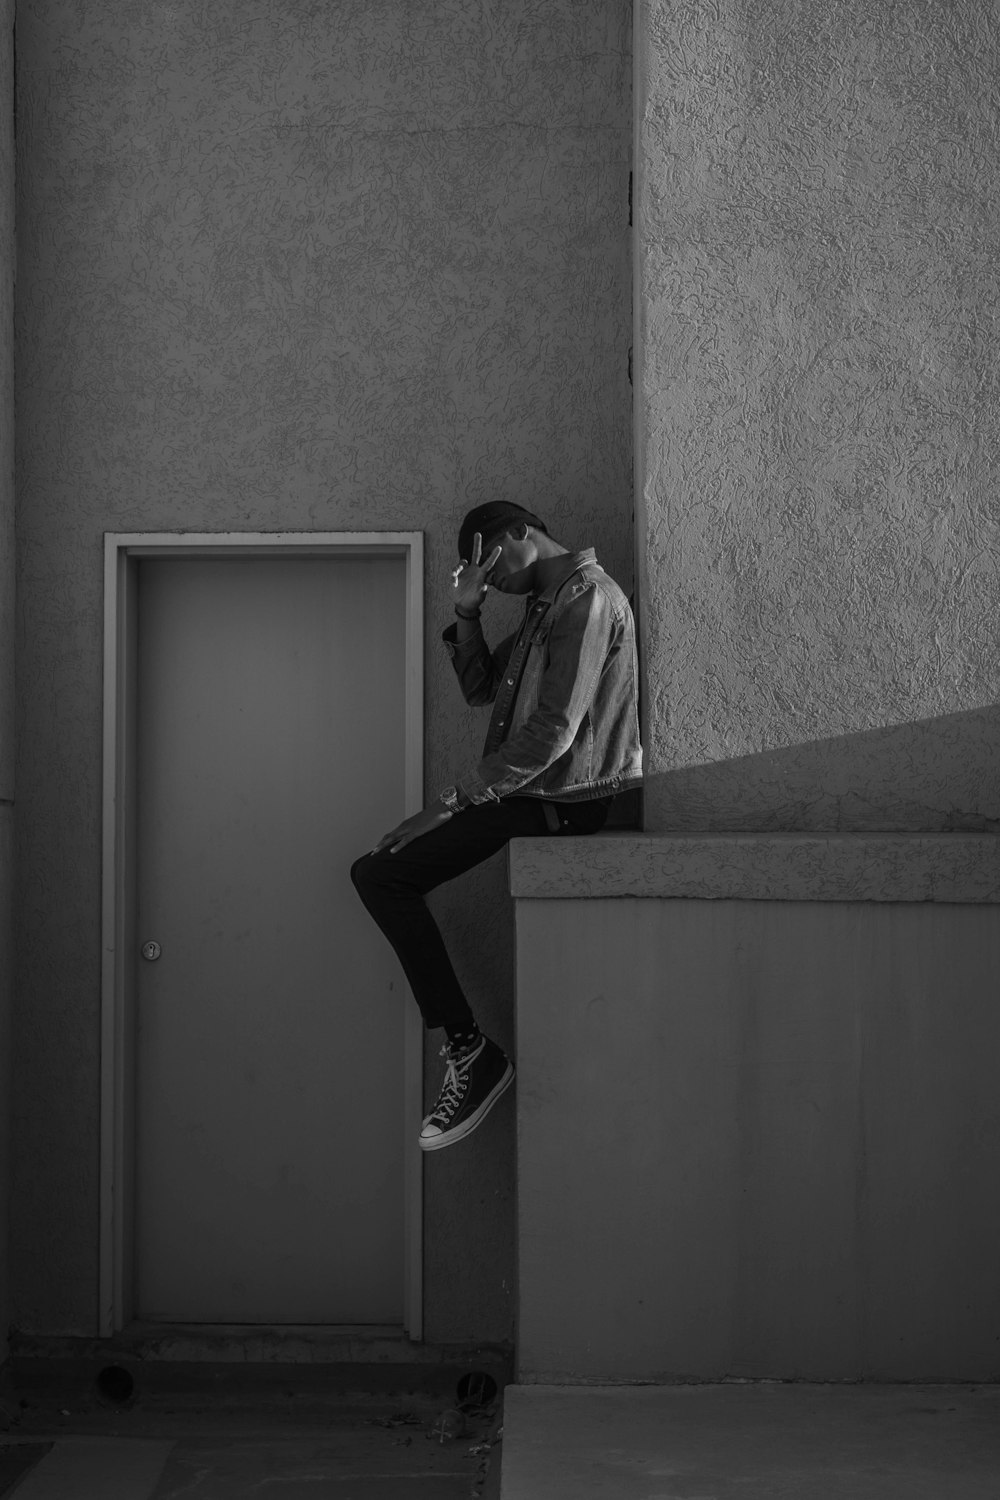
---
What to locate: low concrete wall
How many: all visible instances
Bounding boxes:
[512,836,1000,1383]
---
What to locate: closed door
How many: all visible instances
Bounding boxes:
[134,555,407,1323]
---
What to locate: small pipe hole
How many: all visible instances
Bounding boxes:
[95,1365,135,1406]
[456,1370,498,1410]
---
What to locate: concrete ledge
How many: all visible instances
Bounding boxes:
[509,832,1000,902]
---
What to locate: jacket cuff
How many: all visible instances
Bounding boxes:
[455,770,499,807]
[442,619,483,659]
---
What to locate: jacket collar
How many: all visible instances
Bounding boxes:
[532,548,598,606]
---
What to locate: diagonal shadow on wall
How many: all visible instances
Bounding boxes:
[637,704,1000,834]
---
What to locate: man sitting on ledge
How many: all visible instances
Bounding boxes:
[351,501,642,1151]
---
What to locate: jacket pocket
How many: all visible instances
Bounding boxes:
[529,619,552,655]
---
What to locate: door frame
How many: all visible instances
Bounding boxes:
[100,531,425,1339]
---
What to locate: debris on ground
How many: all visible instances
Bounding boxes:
[430,1407,468,1442]
[366,1409,424,1429]
[469,1420,503,1498]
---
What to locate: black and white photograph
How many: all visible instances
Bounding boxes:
[1,2,999,1496]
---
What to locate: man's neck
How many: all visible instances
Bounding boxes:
[530,542,574,596]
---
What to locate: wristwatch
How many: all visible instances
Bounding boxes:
[439,785,464,814]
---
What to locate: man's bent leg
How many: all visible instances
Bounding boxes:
[350,797,547,1032]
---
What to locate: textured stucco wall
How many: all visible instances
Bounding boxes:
[0,0,15,1371]
[637,0,1000,831]
[13,1,632,1339]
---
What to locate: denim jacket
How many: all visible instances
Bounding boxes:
[442,549,643,805]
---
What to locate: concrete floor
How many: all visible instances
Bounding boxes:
[0,1384,501,1498]
[6,1380,1000,1498]
[499,1383,1000,1499]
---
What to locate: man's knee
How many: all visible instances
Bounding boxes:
[351,848,397,897]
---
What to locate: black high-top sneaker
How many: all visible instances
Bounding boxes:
[419,1036,515,1151]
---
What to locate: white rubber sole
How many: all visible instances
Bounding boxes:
[419,1061,515,1151]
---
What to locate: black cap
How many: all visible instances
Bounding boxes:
[457,502,548,564]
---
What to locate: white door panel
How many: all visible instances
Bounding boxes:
[135,556,406,1323]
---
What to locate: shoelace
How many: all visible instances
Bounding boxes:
[428,1045,472,1124]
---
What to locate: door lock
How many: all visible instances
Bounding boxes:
[141,941,162,962]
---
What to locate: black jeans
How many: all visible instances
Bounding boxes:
[350,796,610,1031]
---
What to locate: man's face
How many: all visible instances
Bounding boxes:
[483,526,537,594]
